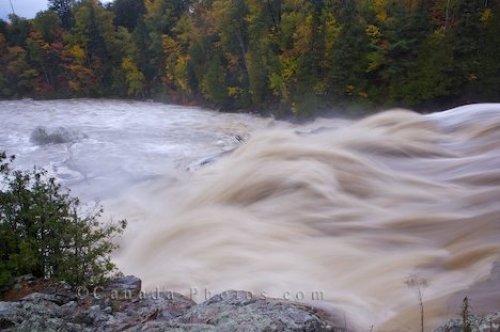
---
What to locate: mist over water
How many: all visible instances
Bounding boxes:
[1,100,499,331]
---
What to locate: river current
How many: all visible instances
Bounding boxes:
[1,99,499,331]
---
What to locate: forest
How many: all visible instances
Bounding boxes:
[0,0,499,117]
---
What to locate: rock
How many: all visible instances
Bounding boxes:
[0,276,452,332]
[172,290,337,332]
[29,126,87,145]
[11,275,35,292]
[102,275,142,299]
[0,302,17,316]
[10,275,496,332]
[0,276,343,332]
[0,317,15,330]
[434,312,500,332]
[0,302,18,329]
[61,301,78,315]
[21,291,67,306]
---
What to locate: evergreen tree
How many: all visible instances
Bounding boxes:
[476,2,500,100]
[0,152,126,288]
[328,0,370,104]
[48,0,74,30]
[452,0,489,102]
[111,0,146,32]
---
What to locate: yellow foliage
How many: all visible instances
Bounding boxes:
[174,55,190,93]
[481,9,493,25]
[323,13,340,57]
[374,0,388,22]
[68,80,81,92]
[344,84,355,95]
[68,45,86,65]
[293,14,313,53]
[313,81,328,95]
[280,56,298,81]
[366,25,381,41]
[162,35,180,56]
[227,86,243,97]
[358,91,368,98]
[121,56,144,97]
[144,0,156,17]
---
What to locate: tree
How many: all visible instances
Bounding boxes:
[25,12,65,94]
[111,0,146,32]
[121,56,145,97]
[33,10,62,44]
[476,2,500,101]
[380,0,434,105]
[0,36,38,97]
[60,44,97,96]
[4,15,31,47]
[202,53,230,107]
[328,0,370,104]
[48,0,75,30]
[402,27,454,105]
[71,0,118,95]
[450,0,484,102]
[0,152,126,288]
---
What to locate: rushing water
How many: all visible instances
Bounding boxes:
[1,99,499,331]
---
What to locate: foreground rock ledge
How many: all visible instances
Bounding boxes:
[0,276,339,332]
[1,276,498,332]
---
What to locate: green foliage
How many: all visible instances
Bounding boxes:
[48,0,74,30]
[33,11,62,44]
[328,0,370,104]
[0,152,126,289]
[111,0,145,32]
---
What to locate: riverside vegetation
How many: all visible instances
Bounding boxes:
[0,151,127,290]
[1,0,499,116]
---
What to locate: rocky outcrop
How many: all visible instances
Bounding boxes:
[0,277,340,332]
[2,276,498,332]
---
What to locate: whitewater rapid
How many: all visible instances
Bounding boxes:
[1,100,499,331]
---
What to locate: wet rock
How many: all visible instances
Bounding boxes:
[30,126,88,145]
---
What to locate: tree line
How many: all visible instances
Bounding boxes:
[1,0,499,117]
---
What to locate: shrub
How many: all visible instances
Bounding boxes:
[0,151,126,289]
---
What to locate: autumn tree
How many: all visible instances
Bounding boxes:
[1,0,499,113]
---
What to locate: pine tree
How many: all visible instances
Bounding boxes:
[0,152,126,288]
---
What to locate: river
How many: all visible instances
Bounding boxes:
[1,99,499,331]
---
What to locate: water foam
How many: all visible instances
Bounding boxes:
[115,105,500,331]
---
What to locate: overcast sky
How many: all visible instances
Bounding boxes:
[1,0,112,20]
